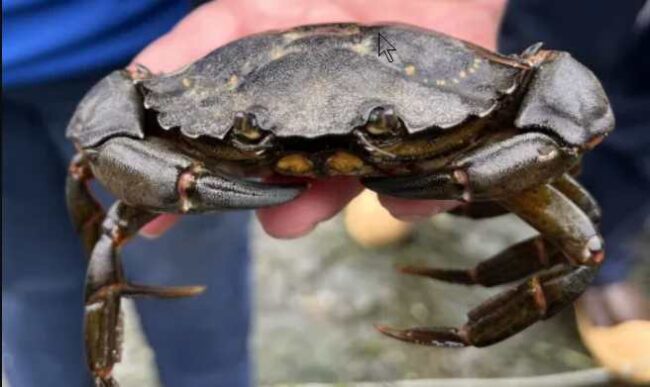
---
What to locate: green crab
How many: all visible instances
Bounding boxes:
[66,23,613,385]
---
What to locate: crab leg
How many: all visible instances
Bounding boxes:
[362,132,580,201]
[84,201,205,386]
[399,175,601,287]
[66,153,105,256]
[500,185,603,264]
[398,235,565,287]
[73,135,305,386]
[552,174,601,225]
[377,265,597,347]
[376,184,604,347]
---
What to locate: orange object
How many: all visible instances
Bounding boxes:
[344,190,413,248]
[575,305,650,384]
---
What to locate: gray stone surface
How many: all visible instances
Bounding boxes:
[251,214,597,384]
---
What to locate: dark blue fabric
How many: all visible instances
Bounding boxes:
[499,0,650,284]
[2,0,189,87]
[2,74,252,387]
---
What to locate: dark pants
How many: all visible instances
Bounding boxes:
[500,0,650,284]
[2,73,252,386]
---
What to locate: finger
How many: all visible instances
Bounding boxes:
[257,177,363,239]
[132,2,243,73]
[140,214,181,239]
[345,0,504,49]
[236,0,355,33]
[378,195,459,221]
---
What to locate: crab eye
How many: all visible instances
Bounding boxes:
[233,112,262,141]
[365,107,399,136]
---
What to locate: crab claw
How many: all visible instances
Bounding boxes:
[374,324,470,347]
[192,173,306,210]
[362,172,465,200]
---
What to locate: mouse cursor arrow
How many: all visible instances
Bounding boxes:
[377,32,396,63]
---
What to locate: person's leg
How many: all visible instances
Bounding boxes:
[2,96,92,386]
[122,213,252,387]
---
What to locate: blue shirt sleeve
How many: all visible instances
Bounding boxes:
[3,0,190,88]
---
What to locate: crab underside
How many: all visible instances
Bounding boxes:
[64,23,613,386]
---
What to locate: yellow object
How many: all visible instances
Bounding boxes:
[275,153,313,174]
[576,305,650,384]
[326,151,364,174]
[344,190,413,248]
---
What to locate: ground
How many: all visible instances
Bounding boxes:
[4,211,648,386]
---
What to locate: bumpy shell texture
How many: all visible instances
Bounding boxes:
[141,23,521,139]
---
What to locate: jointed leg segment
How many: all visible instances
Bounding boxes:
[377,265,597,347]
[84,201,204,386]
[363,132,580,201]
[398,235,564,287]
[66,153,105,256]
[372,177,604,348]
[68,135,305,386]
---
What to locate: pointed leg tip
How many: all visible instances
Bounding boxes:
[374,323,408,340]
[395,265,477,285]
[395,264,441,279]
[183,285,207,296]
[374,323,470,347]
[395,265,429,276]
[121,283,207,298]
[166,284,206,298]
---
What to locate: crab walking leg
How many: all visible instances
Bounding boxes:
[84,201,205,386]
[399,176,601,287]
[552,174,601,225]
[74,135,303,385]
[376,184,604,347]
[66,153,105,256]
[398,236,565,287]
[362,132,580,201]
[89,136,305,213]
[499,184,604,265]
[377,264,598,347]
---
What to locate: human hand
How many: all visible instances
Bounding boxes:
[135,0,507,238]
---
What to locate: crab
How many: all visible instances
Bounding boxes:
[65,22,614,385]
